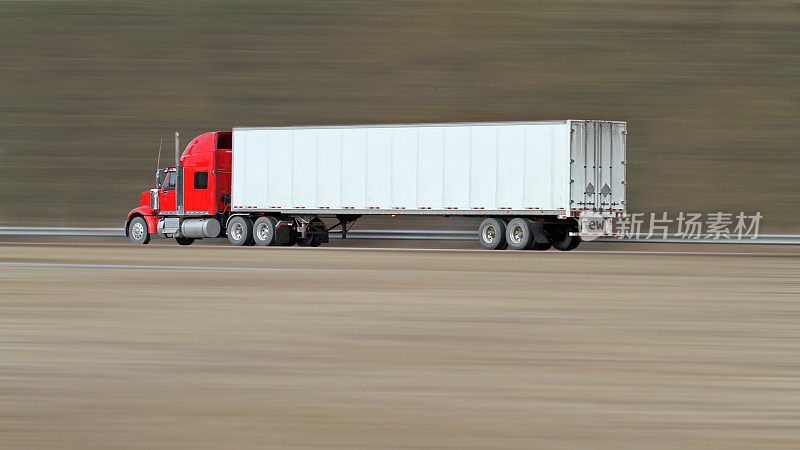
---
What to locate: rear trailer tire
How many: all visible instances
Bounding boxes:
[227,216,254,246]
[530,242,552,251]
[544,224,581,251]
[554,235,581,251]
[478,218,507,250]
[506,218,534,250]
[175,237,195,246]
[253,216,278,246]
[128,216,150,245]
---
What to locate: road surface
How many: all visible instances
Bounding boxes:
[2,243,799,449]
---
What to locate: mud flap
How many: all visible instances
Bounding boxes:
[274,221,294,245]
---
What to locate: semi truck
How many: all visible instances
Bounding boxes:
[125,120,626,250]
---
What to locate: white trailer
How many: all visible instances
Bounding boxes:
[228,120,626,250]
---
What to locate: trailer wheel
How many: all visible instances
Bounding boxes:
[478,218,508,250]
[506,218,534,250]
[227,216,254,246]
[253,216,278,246]
[128,216,150,245]
[544,224,581,251]
[553,235,581,251]
[176,237,195,246]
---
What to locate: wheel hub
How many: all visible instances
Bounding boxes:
[483,225,496,243]
[257,223,270,240]
[131,222,144,240]
[510,225,523,243]
[231,223,243,240]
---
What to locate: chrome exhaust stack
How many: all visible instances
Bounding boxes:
[175,132,183,215]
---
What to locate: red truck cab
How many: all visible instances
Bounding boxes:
[125,131,232,244]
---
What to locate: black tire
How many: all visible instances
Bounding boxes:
[478,218,507,250]
[128,216,150,245]
[506,218,534,250]
[554,235,581,251]
[297,218,325,247]
[253,216,278,246]
[298,236,322,247]
[227,216,254,246]
[544,223,581,251]
[176,237,195,246]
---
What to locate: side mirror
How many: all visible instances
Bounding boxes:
[156,170,163,189]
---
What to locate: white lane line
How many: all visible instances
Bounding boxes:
[0,262,340,272]
[569,250,800,257]
[0,249,796,274]
[260,247,800,257]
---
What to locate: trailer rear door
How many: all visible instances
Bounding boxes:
[569,120,626,215]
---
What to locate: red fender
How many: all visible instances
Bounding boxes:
[125,206,158,235]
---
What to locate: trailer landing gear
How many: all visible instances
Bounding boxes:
[328,214,360,239]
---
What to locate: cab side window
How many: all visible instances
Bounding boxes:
[194,171,208,190]
[163,172,175,191]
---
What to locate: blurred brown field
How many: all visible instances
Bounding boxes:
[0,1,798,229]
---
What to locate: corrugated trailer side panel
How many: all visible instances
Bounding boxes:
[232,122,572,214]
[316,128,341,209]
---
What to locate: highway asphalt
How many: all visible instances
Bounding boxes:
[1,242,799,448]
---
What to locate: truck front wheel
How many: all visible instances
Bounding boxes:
[227,216,254,246]
[128,216,150,245]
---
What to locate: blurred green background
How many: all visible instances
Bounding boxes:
[1,1,798,230]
